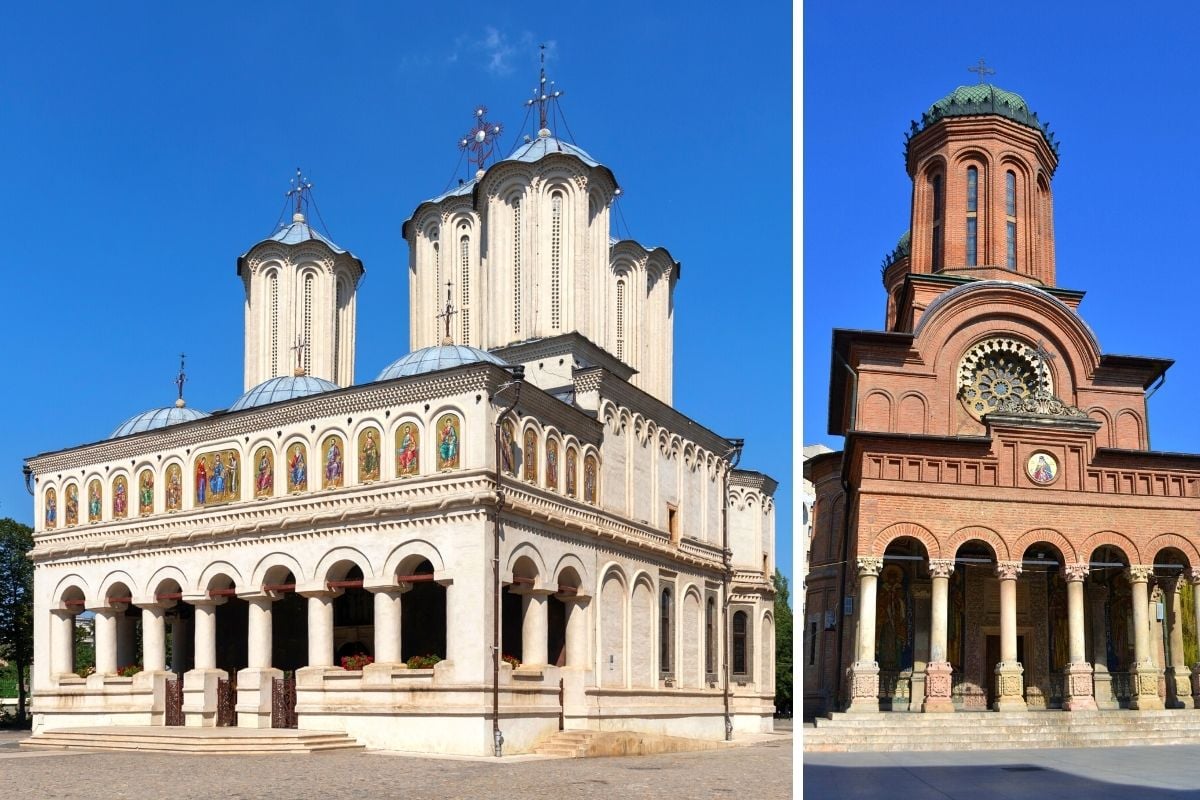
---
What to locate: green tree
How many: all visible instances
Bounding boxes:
[0,519,33,721]
[773,569,793,715]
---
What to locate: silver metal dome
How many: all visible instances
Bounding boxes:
[229,375,340,412]
[376,345,507,382]
[109,405,211,439]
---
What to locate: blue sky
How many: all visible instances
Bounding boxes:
[0,5,793,587]
[805,5,1200,466]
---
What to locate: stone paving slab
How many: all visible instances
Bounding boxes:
[805,744,1200,798]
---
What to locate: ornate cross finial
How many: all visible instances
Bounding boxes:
[290,337,309,376]
[459,107,503,180]
[286,168,313,220]
[174,353,187,408]
[524,43,564,136]
[967,58,995,84]
[436,281,458,345]
[1034,339,1056,393]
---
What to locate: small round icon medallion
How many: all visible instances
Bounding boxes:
[1027,452,1058,485]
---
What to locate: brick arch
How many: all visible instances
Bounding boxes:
[860,390,893,433]
[946,525,1009,561]
[1146,534,1200,568]
[1087,407,1114,448]
[897,392,928,434]
[1079,530,1141,565]
[1012,529,1077,564]
[869,522,939,559]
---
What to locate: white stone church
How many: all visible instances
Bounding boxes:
[23,83,777,755]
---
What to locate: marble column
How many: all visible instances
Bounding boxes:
[141,605,168,673]
[520,588,552,667]
[1164,575,1191,708]
[1128,566,1165,710]
[369,586,406,665]
[563,595,590,668]
[237,593,282,728]
[182,599,225,727]
[51,610,77,677]
[192,601,217,671]
[302,591,336,668]
[994,561,1026,711]
[245,596,274,670]
[923,559,955,713]
[93,608,118,676]
[1190,569,1200,707]
[1062,564,1097,711]
[845,556,883,713]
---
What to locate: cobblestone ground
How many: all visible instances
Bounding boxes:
[0,733,792,800]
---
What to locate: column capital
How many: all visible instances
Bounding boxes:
[856,556,883,577]
[363,579,412,596]
[1127,565,1155,584]
[995,561,1023,581]
[1063,563,1091,582]
[927,559,955,579]
[1189,568,1200,586]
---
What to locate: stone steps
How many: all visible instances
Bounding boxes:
[532,731,598,758]
[21,727,364,755]
[805,710,1200,752]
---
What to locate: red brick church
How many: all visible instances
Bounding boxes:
[804,80,1200,718]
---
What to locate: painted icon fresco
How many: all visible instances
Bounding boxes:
[565,448,578,498]
[545,438,559,490]
[138,469,154,516]
[1027,452,1058,485]
[165,464,183,511]
[875,564,913,671]
[112,476,129,520]
[583,454,598,504]
[436,414,460,470]
[87,479,102,523]
[523,429,538,482]
[358,428,381,483]
[396,422,420,477]
[322,435,345,489]
[499,420,517,475]
[254,446,274,498]
[44,487,57,530]
[194,449,241,507]
[65,483,79,525]
[287,443,308,493]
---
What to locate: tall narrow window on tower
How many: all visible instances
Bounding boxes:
[966,166,978,267]
[302,273,314,373]
[551,191,563,330]
[1006,170,1017,270]
[616,278,626,361]
[930,173,944,271]
[432,237,441,343]
[459,226,470,345]
[267,270,279,376]
[512,197,522,336]
[333,278,344,384]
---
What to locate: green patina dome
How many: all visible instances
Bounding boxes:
[907,83,1059,157]
[881,230,911,273]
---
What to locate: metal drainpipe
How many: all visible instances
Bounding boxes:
[491,366,523,757]
[722,438,744,742]
[831,349,857,713]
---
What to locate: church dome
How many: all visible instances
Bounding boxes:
[229,375,340,412]
[910,83,1059,156]
[376,345,507,382]
[502,134,601,168]
[109,404,211,439]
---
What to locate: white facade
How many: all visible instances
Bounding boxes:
[26,119,775,756]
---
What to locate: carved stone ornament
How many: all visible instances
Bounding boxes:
[957,338,1049,421]
[856,556,884,577]
[1127,565,1155,584]
[927,558,955,579]
[993,387,1089,419]
[995,561,1023,580]
[1189,568,1200,586]
[1063,563,1091,582]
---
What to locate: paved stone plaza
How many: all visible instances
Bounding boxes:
[0,730,792,800]
[805,745,1200,798]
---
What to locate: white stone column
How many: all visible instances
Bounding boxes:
[1128,566,1165,710]
[93,608,118,676]
[1164,575,1191,708]
[993,561,1026,711]
[922,559,954,713]
[303,592,335,668]
[520,588,551,667]
[182,599,225,727]
[237,593,282,729]
[245,596,274,669]
[51,610,77,677]
[1062,564,1097,711]
[845,556,883,713]
[564,595,590,668]
[141,605,168,673]
[192,601,217,671]
[369,585,408,665]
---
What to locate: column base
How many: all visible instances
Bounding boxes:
[1062,663,1098,711]
[908,669,926,713]
[1091,666,1120,710]
[182,668,226,727]
[1165,666,1192,709]
[235,667,283,728]
[921,661,954,713]
[993,661,1026,712]
[843,662,880,713]
[1129,663,1165,711]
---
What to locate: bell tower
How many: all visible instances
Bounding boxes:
[884,68,1061,331]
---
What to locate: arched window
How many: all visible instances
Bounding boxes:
[512,196,522,336]
[966,166,978,266]
[1006,170,1017,270]
[930,172,944,271]
[551,190,563,330]
[616,278,626,361]
[432,236,441,342]
[660,586,673,675]
[267,270,279,376]
[333,277,347,384]
[302,273,314,373]
[732,610,748,676]
[460,226,471,345]
[705,596,716,674]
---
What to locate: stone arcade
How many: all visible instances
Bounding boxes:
[805,81,1200,719]
[24,83,777,755]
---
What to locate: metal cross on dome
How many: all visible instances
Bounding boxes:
[286,168,313,217]
[174,353,187,404]
[968,58,996,84]
[459,107,503,177]
[436,281,458,345]
[524,43,564,133]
